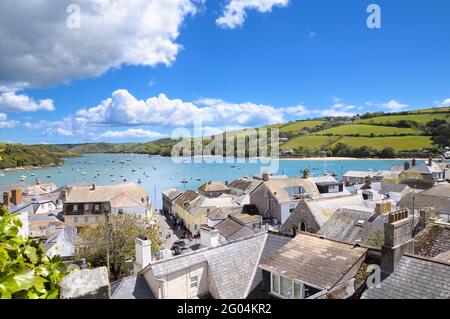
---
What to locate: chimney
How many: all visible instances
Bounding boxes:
[134,235,152,274]
[91,183,96,191]
[262,172,270,182]
[418,207,436,229]
[428,156,433,167]
[3,192,10,209]
[200,226,219,248]
[61,190,67,202]
[412,159,416,167]
[375,201,392,215]
[403,161,410,171]
[302,169,309,179]
[11,189,22,206]
[381,209,414,274]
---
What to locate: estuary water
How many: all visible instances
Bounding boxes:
[0,153,408,208]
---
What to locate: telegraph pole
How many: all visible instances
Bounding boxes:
[104,202,111,278]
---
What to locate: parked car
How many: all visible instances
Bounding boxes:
[171,240,186,251]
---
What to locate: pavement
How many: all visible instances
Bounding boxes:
[155,212,200,251]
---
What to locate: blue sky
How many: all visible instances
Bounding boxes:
[0,0,449,144]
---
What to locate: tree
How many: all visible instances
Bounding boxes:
[427,122,450,149]
[75,214,162,280]
[0,204,67,299]
[379,147,397,158]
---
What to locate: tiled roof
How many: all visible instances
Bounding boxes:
[198,181,230,192]
[260,233,367,290]
[318,207,385,245]
[305,195,365,227]
[260,177,321,203]
[361,255,450,299]
[208,206,243,221]
[162,188,183,201]
[414,223,450,258]
[65,183,148,205]
[230,213,262,225]
[214,218,256,240]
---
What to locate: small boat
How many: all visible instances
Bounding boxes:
[30,173,36,177]
[46,175,51,179]
[82,172,86,175]
[110,174,114,177]
[138,178,142,184]
[123,179,127,182]
[0,172,4,177]
[132,169,136,172]
[195,177,201,181]
[181,179,188,184]
[111,178,115,182]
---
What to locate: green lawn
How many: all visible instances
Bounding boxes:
[356,113,450,125]
[278,120,326,134]
[333,136,433,151]
[281,135,339,150]
[314,124,419,136]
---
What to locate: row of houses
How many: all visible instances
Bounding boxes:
[111,206,449,299]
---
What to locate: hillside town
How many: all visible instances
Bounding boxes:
[2,156,449,299]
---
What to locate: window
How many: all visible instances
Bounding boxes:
[118,209,124,215]
[48,203,52,209]
[73,204,78,212]
[74,217,78,224]
[95,216,100,222]
[84,204,89,211]
[300,222,306,232]
[190,276,198,289]
[84,216,89,223]
[206,208,211,213]
[271,273,303,299]
[94,204,100,211]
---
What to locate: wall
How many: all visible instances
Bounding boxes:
[281,200,320,234]
[250,184,281,222]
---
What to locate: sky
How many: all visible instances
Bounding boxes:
[0,0,449,144]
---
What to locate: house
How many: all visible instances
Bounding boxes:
[401,158,446,184]
[198,181,231,198]
[309,175,344,195]
[29,214,63,238]
[63,183,151,228]
[44,225,77,259]
[380,183,411,203]
[161,188,182,216]
[249,172,321,225]
[136,232,292,299]
[259,233,367,299]
[173,191,239,236]
[343,170,374,185]
[206,205,260,228]
[281,194,364,234]
[398,183,450,220]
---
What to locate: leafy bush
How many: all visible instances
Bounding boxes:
[0,205,67,299]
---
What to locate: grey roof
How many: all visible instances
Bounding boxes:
[111,275,155,299]
[317,208,386,245]
[143,232,268,299]
[162,188,183,201]
[414,223,450,258]
[380,183,410,194]
[399,184,450,215]
[361,255,450,299]
[214,218,256,241]
[260,233,367,290]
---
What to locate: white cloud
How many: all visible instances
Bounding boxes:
[283,105,310,117]
[378,100,408,111]
[0,89,54,112]
[216,0,288,29]
[75,90,285,128]
[0,0,200,89]
[0,113,19,129]
[318,103,356,117]
[435,98,450,108]
[100,128,166,139]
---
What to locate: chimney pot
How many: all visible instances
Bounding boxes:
[262,172,270,182]
[412,159,416,167]
[3,192,10,209]
[428,157,433,167]
[11,189,22,206]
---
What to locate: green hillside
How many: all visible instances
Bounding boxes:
[282,136,339,150]
[356,113,450,125]
[333,136,433,152]
[314,124,418,136]
[0,144,79,169]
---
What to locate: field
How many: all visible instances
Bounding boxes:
[314,124,419,136]
[356,113,450,125]
[281,135,339,150]
[332,136,433,151]
[278,120,326,134]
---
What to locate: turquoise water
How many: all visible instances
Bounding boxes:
[0,154,408,208]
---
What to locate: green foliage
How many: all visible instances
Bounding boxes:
[0,205,67,299]
[75,214,162,280]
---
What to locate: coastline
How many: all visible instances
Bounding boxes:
[1,164,60,172]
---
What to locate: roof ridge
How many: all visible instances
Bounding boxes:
[403,253,450,267]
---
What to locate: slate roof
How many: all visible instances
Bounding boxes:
[317,207,386,245]
[380,183,410,194]
[228,178,261,193]
[208,206,243,221]
[408,161,443,174]
[257,177,321,203]
[305,195,365,227]
[361,255,450,299]
[198,181,230,192]
[399,184,450,215]
[142,232,270,299]
[414,223,450,258]
[162,188,183,201]
[111,275,155,299]
[344,171,373,178]
[260,233,367,290]
[214,218,256,241]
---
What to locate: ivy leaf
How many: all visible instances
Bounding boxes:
[24,246,38,263]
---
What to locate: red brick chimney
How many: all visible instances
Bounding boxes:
[11,189,22,206]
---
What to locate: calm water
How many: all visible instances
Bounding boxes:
[0,154,408,208]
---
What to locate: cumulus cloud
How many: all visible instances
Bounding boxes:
[435,98,450,108]
[0,88,54,112]
[0,0,200,89]
[379,100,408,111]
[283,105,310,117]
[75,90,285,128]
[0,113,19,129]
[216,0,288,29]
[100,129,166,139]
[318,103,356,117]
